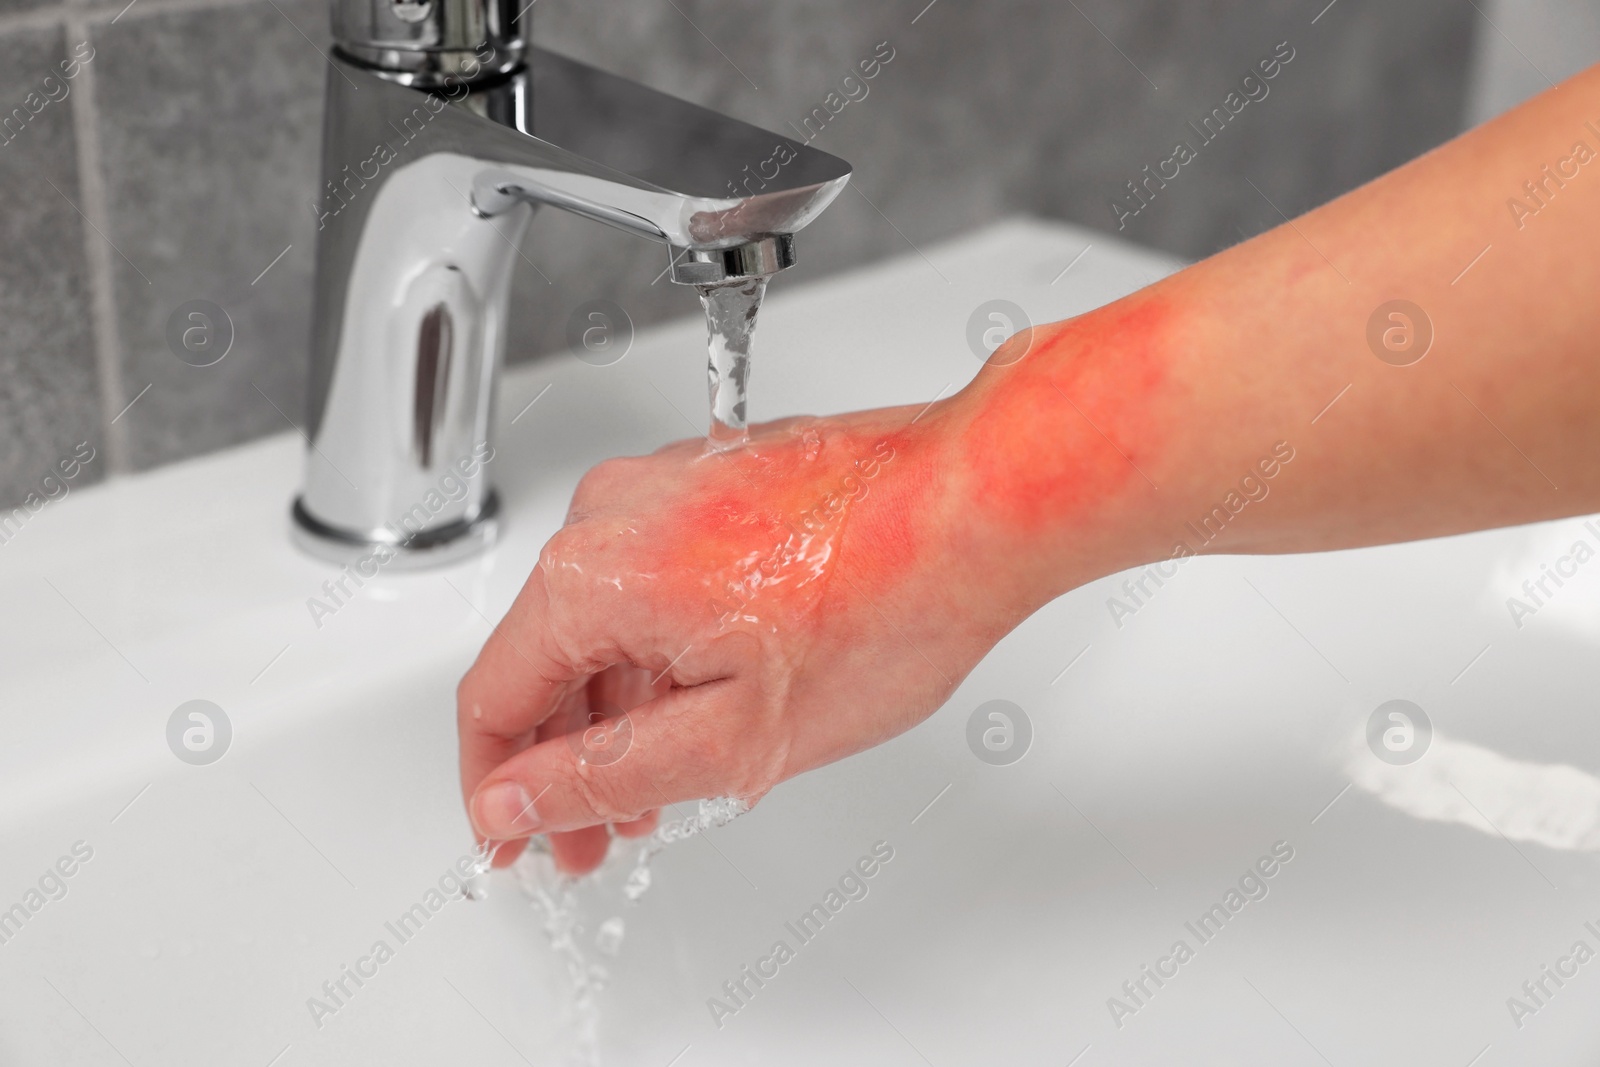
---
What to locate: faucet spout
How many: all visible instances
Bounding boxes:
[293,45,851,568]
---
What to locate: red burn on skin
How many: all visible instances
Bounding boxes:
[643,422,945,626]
[960,291,1177,535]
[567,294,1177,643]
[621,286,1184,625]
[828,426,940,598]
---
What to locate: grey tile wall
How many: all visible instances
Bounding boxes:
[1467,0,1600,125]
[0,0,53,18]
[519,0,1476,364]
[90,0,324,470]
[0,0,1480,508]
[0,27,105,508]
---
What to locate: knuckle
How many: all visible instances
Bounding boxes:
[573,457,631,502]
[685,719,789,802]
[566,759,641,825]
[538,524,581,573]
[731,746,787,801]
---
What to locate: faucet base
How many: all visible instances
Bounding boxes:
[290,492,501,571]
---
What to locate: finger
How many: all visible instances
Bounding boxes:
[537,697,614,875]
[613,811,660,838]
[547,825,612,875]
[588,665,664,840]
[591,661,667,712]
[485,836,528,870]
[457,571,581,818]
[470,676,769,838]
[494,673,654,871]
[474,668,594,869]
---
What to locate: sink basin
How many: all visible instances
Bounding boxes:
[2,217,1598,1065]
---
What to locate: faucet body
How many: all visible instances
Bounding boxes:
[293,6,851,566]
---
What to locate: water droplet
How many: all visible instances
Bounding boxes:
[623,864,652,902]
[594,917,625,957]
[799,426,822,460]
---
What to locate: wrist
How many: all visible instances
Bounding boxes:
[934,291,1192,618]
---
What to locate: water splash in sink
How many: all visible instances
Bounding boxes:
[500,797,751,1065]
[623,795,750,901]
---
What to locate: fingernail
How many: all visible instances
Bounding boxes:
[473,782,543,838]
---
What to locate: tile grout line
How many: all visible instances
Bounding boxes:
[0,0,261,39]
[83,0,267,24]
[0,5,68,35]
[63,13,132,474]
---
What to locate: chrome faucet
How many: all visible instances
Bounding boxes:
[292,0,852,567]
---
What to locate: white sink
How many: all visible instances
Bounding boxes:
[3,218,1598,1066]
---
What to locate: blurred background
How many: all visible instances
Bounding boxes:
[0,0,1594,510]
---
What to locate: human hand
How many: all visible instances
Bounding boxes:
[457,399,1027,874]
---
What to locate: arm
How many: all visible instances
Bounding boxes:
[964,60,1600,602]
[459,65,1600,873]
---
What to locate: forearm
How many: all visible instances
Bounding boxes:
[946,62,1600,612]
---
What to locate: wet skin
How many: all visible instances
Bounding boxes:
[457,405,1004,873]
[460,63,1600,873]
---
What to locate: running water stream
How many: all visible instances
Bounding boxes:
[699,278,769,449]
[460,275,770,1060]
[468,798,751,1065]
